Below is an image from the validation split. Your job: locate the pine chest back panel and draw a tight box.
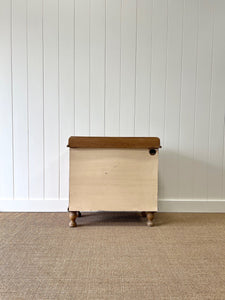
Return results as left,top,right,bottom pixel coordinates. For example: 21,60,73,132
69,148,158,212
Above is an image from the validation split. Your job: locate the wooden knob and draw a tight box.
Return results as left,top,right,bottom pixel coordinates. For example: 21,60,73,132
149,149,156,155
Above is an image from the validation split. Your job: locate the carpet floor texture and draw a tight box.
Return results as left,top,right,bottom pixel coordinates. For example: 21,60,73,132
0,212,225,300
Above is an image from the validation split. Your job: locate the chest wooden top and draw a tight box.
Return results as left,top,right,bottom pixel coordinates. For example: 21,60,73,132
68,136,161,149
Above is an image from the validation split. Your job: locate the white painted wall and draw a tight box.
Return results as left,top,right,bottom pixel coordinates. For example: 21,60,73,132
0,0,225,212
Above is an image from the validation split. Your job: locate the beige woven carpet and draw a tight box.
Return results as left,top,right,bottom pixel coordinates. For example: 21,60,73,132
0,212,225,300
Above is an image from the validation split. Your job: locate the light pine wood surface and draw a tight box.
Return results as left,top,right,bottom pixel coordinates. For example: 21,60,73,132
69,148,158,212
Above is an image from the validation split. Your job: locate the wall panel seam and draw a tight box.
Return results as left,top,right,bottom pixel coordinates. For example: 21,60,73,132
148,0,153,136
10,0,15,200
26,0,30,200
73,0,76,135
133,0,137,136
192,0,200,200
222,116,225,198
103,0,106,136
162,0,169,148
207,4,215,200
42,0,45,200
89,0,91,136
58,0,60,200
178,0,185,199
118,0,122,136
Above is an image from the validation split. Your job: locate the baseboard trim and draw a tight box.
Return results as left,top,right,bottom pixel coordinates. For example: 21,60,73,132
0,199,225,212
158,200,225,212
0,200,68,212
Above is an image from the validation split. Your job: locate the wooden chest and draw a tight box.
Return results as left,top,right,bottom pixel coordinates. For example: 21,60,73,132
68,137,161,227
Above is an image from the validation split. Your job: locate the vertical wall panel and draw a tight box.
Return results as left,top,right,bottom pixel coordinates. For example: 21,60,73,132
0,1,14,200
149,0,168,199
163,0,184,199
150,0,167,139
193,0,214,200
43,0,59,199
12,0,29,199
105,0,121,136
120,0,136,136
75,0,90,136
59,0,74,200
27,0,44,199
90,0,105,136
135,0,152,137
178,0,198,200
208,0,225,200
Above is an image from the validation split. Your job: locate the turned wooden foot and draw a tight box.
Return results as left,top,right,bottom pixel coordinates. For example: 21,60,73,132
69,211,77,227
146,212,154,227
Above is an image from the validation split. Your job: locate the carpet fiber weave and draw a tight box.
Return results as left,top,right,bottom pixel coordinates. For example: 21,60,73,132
0,212,225,299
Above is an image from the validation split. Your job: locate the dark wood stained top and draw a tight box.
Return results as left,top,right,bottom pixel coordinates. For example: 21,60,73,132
68,136,161,149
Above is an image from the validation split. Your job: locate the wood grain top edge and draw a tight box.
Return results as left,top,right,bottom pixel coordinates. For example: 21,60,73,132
67,136,161,149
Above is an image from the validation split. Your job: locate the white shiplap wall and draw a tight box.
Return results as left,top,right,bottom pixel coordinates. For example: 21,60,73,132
0,0,225,212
